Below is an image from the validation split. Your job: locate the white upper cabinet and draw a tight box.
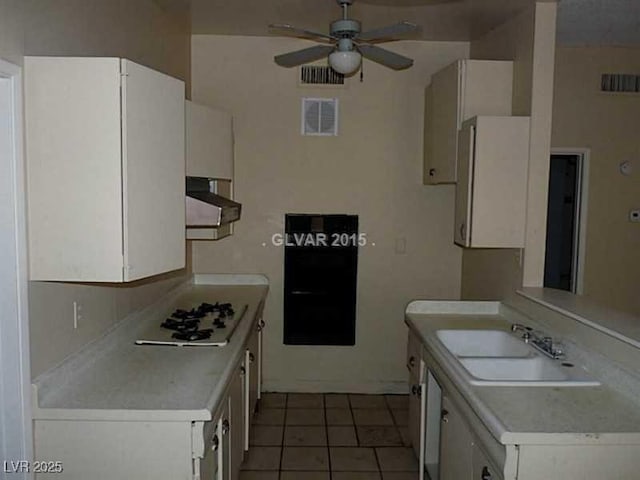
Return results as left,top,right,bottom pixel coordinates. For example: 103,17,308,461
424,60,513,185
455,116,530,248
25,57,185,282
186,100,233,179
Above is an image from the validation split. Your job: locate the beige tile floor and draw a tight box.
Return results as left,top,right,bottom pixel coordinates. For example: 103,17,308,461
242,393,419,480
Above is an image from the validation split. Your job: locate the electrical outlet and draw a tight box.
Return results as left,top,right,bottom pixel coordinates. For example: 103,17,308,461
630,209,640,223
73,301,82,329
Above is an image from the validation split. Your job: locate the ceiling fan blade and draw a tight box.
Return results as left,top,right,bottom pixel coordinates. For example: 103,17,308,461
358,45,414,70
274,45,334,68
269,23,335,43
357,21,420,42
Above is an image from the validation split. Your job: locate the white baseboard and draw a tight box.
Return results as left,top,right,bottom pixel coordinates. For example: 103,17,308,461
263,379,409,394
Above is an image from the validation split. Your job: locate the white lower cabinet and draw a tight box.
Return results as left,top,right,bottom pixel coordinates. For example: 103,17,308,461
407,332,506,480
195,363,244,480
34,318,265,480
439,396,474,480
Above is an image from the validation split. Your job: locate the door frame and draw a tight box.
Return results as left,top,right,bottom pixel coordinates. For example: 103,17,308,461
0,57,33,470
549,148,590,295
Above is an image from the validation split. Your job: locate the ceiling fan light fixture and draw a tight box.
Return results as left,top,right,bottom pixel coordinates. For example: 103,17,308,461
329,50,362,75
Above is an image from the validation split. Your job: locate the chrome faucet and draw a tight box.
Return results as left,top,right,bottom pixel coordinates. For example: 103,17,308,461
511,323,532,341
511,323,565,360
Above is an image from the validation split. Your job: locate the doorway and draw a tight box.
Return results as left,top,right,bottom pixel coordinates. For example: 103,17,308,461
544,150,589,293
0,58,32,471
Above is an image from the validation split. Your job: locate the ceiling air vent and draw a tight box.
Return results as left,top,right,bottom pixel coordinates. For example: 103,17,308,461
300,66,345,85
601,73,640,93
301,98,339,136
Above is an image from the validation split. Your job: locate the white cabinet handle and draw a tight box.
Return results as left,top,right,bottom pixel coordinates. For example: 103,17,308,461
249,352,255,362
460,223,466,241
222,419,230,435
211,434,219,452
411,385,420,396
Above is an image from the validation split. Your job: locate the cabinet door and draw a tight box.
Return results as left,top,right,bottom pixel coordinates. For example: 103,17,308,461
472,443,504,480
423,84,435,184
426,61,460,184
186,100,233,179
467,117,529,248
243,328,260,452
229,365,245,480
121,59,185,281
247,325,260,421
200,421,221,480
424,371,442,480
454,123,475,247
440,396,474,480
455,116,530,248
25,57,125,281
219,402,231,480
407,333,426,479
257,313,265,402
408,364,422,460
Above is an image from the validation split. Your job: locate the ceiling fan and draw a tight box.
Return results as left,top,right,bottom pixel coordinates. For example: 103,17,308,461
269,0,420,76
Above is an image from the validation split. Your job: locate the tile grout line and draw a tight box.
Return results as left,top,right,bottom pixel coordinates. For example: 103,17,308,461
347,394,361,448
387,395,404,442
323,394,333,480
373,446,384,480
278,393,288,478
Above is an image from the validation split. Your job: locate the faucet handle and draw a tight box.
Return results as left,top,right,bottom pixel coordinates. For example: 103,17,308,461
511,323,532,333
550,340,565,359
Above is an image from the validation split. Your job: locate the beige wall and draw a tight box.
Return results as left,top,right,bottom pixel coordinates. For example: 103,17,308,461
191,35,466,392
0,0,191,377
462,2,557,300
22,0,191,94
0,0,23,65
552,47,640,316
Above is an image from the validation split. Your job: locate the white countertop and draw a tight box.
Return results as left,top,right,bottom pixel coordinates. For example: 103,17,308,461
406,301,640,446
32,275,268,422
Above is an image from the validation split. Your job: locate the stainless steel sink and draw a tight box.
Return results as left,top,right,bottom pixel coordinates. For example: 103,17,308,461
435,329,600,387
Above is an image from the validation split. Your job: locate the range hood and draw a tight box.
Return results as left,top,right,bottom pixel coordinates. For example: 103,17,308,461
186,177,241,228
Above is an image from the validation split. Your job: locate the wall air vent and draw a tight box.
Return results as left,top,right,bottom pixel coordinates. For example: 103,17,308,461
301,98,339,136
601,73,640,93
300,66,345,85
